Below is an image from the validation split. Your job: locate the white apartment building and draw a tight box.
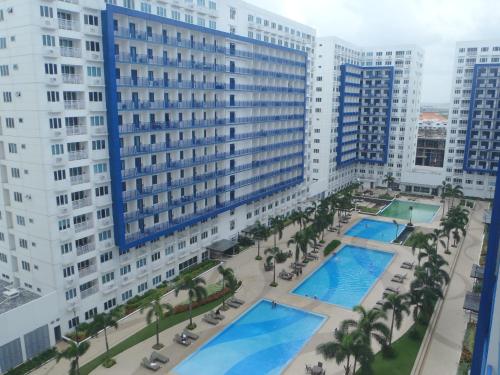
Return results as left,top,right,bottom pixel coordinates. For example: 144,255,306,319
444,40,500,199
308,36,424,199
0,0,314,371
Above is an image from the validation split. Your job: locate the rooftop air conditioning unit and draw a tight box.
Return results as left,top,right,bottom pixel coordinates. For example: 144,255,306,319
3,288,19,298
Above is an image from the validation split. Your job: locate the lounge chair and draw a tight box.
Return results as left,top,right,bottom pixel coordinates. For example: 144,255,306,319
401,262,414,270
209,311,225,320
150,351,169,364
173,334,191,346
375,299,385,307
279,270,293,281
141,357,161,371
394,273,407,280
229,297,245,305
383,287,400,297
183,330,199,340
307,254,319,260
203,314,220,325
226,300,240,308
391,276,405,283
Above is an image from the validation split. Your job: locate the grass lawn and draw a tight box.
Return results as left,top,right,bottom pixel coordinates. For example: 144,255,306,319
79,295,227,375
370,322,427,375
358,206,380,214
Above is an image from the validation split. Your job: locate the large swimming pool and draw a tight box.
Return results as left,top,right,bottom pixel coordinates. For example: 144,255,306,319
292,245,394,308
379,200,439,223
345,218,405,243
173,300,326,375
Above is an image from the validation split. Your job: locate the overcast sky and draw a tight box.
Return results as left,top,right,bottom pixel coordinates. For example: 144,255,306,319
246,0,500,104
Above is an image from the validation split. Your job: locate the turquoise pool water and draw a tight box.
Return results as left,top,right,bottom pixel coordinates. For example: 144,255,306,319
345,218,405,243
292,245,393,308
379,200,439,223
173,300,326,375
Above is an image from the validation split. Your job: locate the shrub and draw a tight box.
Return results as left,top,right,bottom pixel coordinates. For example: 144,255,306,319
323,240,341,256
102,358,116,368
275,252,288,263
6,348,57,375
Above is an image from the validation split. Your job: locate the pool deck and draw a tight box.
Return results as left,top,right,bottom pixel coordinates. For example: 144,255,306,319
32,195,484,375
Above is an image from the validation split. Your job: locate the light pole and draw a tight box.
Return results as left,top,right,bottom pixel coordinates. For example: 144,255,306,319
409,206,413,226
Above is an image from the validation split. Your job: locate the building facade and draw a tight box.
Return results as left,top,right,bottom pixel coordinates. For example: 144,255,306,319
444,41,500,199
0,0,314,371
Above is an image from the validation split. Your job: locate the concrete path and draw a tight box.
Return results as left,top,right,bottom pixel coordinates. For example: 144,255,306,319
417,201,485,375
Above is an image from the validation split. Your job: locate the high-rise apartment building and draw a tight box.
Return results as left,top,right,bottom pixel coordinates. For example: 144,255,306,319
308,37,424,199
0,0,314,371
444,41,500,199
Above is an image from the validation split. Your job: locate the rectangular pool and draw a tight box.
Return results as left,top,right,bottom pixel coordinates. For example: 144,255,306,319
292,245,394,309
345,218,405,243
379,200,439,223
173,300,325,375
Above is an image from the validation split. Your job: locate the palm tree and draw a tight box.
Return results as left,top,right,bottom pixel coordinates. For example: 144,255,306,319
440,181,451,217
448,185,464,209
410,231,430,265
56,341,90,375
175,275,207,329
265,246,281,286
287,230,309,263
382,293,410,346
439,219,454,254
251,221,270,260
290,207,309,230
269,215,286,248
90,310,120,357
317,325,360,375
140,290,173,349
217,265,234,309
382,174,395,194
342,305,389,348
328,195,339,230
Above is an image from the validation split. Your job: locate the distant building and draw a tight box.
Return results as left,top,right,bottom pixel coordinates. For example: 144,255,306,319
415,113,447,168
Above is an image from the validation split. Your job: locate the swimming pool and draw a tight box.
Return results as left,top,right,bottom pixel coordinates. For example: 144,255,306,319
292,245,393,308
345,218,405,243
173,300,326,375
379,200,439,223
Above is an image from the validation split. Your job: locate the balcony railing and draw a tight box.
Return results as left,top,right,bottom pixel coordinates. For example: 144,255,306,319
60,47,82,58
66,125,87,136
78,264,97,278
72,198,91,210
80,285,98,299
70,174,90,185
74,220,93,233
76,243,95,256
68,150,88,161
58,19,80,31
64,100,84,110
62,74,83,84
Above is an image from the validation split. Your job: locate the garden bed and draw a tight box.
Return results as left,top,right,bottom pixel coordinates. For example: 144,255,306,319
323,239,341,256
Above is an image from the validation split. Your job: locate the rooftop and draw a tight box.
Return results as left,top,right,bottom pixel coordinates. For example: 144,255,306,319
0,279,41,315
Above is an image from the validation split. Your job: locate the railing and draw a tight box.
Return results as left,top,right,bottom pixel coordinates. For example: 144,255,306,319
117,99,303,111
72,198,91,210
58,19,80,31
66,125,87,135
68,150,88,161
64,100,84,110
60,47,82,58
70,174,90,185
78,264,97,278
62,74,83,84
80,285,98,299
74,220,93,233
76,243,95,256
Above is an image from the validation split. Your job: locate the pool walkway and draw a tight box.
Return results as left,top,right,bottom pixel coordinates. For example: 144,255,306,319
31,196,484,375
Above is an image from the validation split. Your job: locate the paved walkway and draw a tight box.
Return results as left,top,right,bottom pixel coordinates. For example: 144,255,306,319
31,196,484,375
418,201,485,375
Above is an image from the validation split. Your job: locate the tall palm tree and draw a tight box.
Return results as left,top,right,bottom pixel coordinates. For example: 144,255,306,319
90,310,120,357
328,195,339,230
287,230,309,263
410,231,430,266
317,325,361,375
382,174,395,194
251,221,270,260
175,275,207,329
265,246,281,286
440,181,451,218
342,305,389,348
269,215,286,248
217,265,234,308
140,290,173,349
56,341,90,375
382,293,410,346
448,185,464,209
439,218,454,254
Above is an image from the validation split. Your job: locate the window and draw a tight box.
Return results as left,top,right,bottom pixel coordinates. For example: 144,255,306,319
151,251,161,262
5,117,14,128
95,186,109,197
94,163,107,173
3,92,12,102
85,41,100,52
50,118,62,129
230,7,236,19
209,20,216,29
21,261,30,271
140,2,151,13
61,243,72,254
42,35,56,46
0,253,6,263
122,289,132,301
84,307,97,320
100,251,113,263
65,288,77,300
120,264,131,275
101,271,114,284
53,169,66,181
44,63,57,75
104,298,116,310
184,14,193,24
98,229,112,241
51,144,64,155
47,91,59,102
19,238,28,249
88,91,103,102
136,257,147,268
96,207,110,219
152,275,162,285
13,192,22,202
92,140,105,150
56,194,68,206
0,38,6,49
90,115,104,126
171,10,180,20
40,6,53,18
16,215,25,226
8,143,17,153
63,265,75,278
157,6,167,17
84,14,98,26
0,65,9,76
58,218,71,231
87,66,101,77
138,281,148,293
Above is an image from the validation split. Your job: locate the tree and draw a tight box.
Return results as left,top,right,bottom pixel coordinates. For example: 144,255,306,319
409,231,430,266
317,325,360,375
90,310,120,357
269,215,286,248
56,341,90,375
440,181,451,218
140,290,173,349
448,185,464,209
342,306,389,348
439,218,454,254
287,230,309,263
175,275,207,329
265,246,281,286
382,293,410,346
382,174,395,193
251,221,270,260
217,265,234,309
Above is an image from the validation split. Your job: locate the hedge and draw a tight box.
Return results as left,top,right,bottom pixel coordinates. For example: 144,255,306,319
6,348,57,375
323,239,342,256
